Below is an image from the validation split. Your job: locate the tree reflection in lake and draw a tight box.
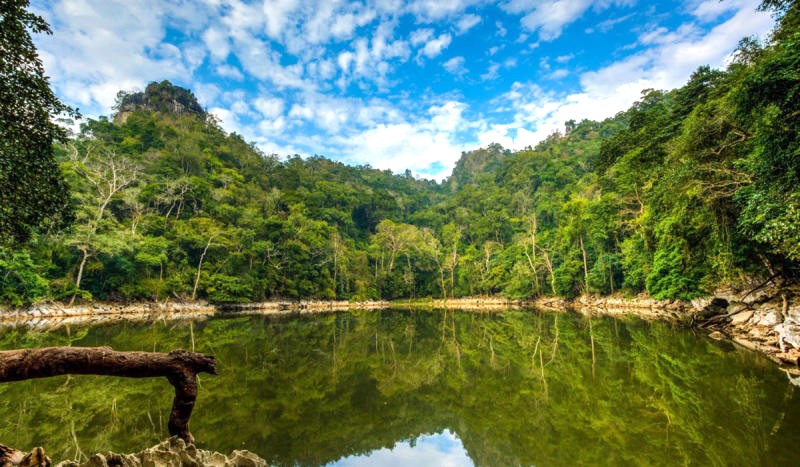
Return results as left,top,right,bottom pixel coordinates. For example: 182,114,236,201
1,310,798,466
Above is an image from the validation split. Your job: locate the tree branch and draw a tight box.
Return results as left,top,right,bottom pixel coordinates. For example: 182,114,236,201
0,347,217,444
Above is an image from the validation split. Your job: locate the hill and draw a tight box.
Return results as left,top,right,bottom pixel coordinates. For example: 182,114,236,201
1,3,799,306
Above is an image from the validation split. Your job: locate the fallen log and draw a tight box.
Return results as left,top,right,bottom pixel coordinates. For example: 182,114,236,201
0,347,217,444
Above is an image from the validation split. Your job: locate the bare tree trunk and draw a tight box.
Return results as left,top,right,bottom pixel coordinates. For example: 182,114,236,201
69,248,90,307
537,246,557,295
192,234,219,301
0,347,216,444
579,234,589,293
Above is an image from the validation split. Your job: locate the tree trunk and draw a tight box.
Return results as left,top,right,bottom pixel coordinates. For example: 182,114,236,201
0,347,217,444
68,248,90,306
192,233,219,301
579,234,589,293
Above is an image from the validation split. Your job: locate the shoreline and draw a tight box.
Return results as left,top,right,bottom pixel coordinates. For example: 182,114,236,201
1,288,798,369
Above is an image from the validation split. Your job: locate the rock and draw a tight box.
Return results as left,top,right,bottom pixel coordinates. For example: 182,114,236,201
708,331,725,340
54,437,267,467
229,451,266,467
691,297,713,312
695,298,729,320
730,310,754,325
776,349,800,366
753,307,783,327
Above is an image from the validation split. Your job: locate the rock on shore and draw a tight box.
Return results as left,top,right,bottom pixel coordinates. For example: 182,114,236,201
562,284,800,368
55,437,267,467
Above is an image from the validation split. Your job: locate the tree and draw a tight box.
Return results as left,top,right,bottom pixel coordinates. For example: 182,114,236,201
0,0,78,244
63,146,139,304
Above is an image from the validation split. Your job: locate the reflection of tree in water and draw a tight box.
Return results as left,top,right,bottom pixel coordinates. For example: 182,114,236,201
1,310,799,466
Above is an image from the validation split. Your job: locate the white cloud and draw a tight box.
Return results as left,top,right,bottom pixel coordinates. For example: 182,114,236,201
254,97,285,118
408,0,480,21
502,0,635,41
338,101,469,180
32,0,777,181
410,28,435,46
689,0,761,22
481,63,500,81
216,64,244,80
456,13,481,34
495,20,508,37
202,27,230,61
443,56,467,75
419,33,452,58
262,0,300,38
545,69,569,80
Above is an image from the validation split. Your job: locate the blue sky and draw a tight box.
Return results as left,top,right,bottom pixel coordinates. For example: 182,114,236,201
32,0,775,179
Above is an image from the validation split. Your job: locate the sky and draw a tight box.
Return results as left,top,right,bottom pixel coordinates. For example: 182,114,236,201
329,429,472,466
31,0,776,180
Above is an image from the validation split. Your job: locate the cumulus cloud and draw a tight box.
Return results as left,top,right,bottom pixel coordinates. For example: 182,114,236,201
337,101,470,180
419,33,452,59
502,0,635,40
456,14,481,34
443,56,467,75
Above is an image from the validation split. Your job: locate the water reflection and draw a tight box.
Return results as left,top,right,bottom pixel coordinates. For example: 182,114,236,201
1,310,799,466
328,429,472,467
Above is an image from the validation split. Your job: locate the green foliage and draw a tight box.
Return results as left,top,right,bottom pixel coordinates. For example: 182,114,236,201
3,2,800,304
0,247,48,305
0,0,78,244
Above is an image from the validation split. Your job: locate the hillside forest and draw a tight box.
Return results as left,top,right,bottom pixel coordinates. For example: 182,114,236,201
1,1,799,307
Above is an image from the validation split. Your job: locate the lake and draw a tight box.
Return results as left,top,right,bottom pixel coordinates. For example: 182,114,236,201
1,309,798,466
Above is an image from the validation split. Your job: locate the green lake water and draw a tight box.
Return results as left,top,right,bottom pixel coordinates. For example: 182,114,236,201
1,309,799,466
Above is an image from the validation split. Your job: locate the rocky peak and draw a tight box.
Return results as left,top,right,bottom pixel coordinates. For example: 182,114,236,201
114,80,205,119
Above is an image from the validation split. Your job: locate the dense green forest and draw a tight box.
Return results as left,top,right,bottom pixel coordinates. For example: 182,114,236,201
1,1,799,306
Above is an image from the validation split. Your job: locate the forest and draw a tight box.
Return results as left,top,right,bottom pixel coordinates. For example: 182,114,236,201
1,0,798,307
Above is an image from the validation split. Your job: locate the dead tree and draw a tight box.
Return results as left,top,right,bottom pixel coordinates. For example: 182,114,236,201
0,347,217,445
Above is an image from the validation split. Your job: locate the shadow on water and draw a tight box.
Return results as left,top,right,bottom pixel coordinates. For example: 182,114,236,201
1,309,799,466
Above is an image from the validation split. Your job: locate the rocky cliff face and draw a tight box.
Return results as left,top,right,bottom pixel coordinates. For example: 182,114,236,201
114,80,205,120
700,284,800,367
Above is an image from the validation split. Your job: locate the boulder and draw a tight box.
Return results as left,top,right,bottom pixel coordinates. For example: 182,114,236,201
730,310,754,325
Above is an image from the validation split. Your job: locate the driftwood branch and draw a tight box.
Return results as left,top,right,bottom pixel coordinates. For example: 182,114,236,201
0,347,217,444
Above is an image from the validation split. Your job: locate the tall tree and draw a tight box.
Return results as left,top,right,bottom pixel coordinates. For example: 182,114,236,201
0,0,78,244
